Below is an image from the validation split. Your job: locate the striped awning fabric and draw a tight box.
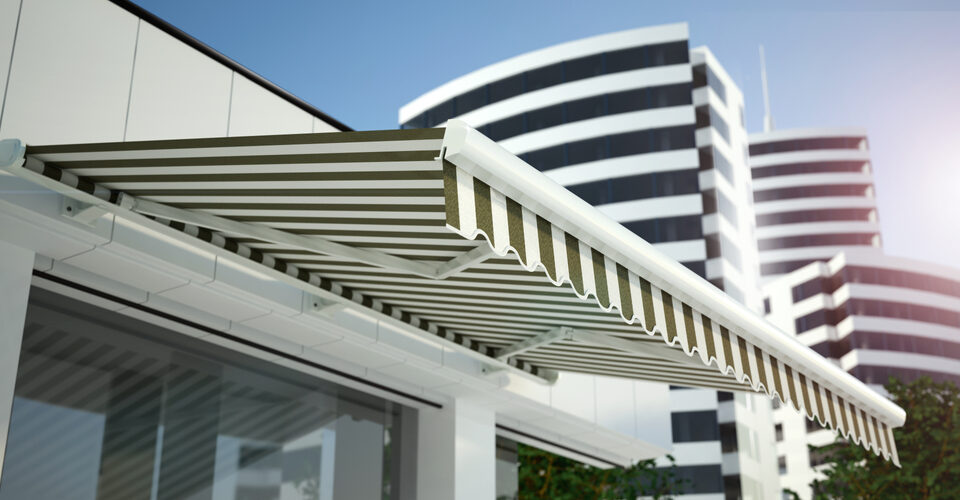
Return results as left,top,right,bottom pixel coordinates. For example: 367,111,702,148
0,123,903,464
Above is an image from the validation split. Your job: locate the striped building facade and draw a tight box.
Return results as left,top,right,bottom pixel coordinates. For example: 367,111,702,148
764,250,960,499
748,128,881,284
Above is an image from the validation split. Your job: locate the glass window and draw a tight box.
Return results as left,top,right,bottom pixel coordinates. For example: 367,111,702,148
487,115,525,141
719,422,738,453
526,104,564,132
672,411,720,442
456,85,488,115
565,136,607,166
524,144,565,171
567,179,612,206
489,74,524,103
683,260,707,278
525,63,564,92
758,233,876,251
717,189,739,228
401,112,427,130
426,99,455,127
756,208,874,226
752,161,868,179
652,82,693,108
495,437,518,500
564,53,604,82
565,94,605,122
656,169,700,197
622,215,703,243
692,64,707,88
761,260,816,276
653,41,690,66
668,465,723,494
609,172,657,202
0,288,414,500
779,456,788,475
609,129,650,157
753,184,871,202
710,107,731,144
607,88,646,115
605,46,645,74
750,137,865,156
706,65,727,103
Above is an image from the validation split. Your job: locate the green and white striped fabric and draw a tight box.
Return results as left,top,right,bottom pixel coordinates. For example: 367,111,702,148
13,127,900,464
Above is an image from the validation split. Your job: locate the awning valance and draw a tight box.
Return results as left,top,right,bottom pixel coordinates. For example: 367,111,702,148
0,121,904,464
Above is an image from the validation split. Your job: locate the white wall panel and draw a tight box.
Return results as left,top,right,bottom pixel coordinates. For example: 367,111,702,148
0,0,21,120
124,23,231,140
228,74,313,136
0,0,138,144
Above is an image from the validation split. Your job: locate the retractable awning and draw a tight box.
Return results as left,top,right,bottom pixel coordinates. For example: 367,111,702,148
0,121,904,464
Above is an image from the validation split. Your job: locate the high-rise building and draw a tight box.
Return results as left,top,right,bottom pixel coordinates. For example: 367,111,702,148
763,250,960,498
748,128,882,283
400,24,778,500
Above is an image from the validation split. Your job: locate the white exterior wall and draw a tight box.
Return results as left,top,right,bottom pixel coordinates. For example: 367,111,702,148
764,250,960,499
0,0,339,146
749,128,880,284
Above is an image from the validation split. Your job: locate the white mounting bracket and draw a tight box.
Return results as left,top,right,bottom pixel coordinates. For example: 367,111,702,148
303,293,346,317
61,197,107,226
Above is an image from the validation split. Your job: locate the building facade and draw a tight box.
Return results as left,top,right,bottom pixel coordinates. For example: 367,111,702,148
748,128,881,283
401,25,779,500
763,250,960,498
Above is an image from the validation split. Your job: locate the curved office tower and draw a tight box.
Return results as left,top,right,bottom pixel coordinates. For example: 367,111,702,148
402,25,776,500
749,128,881,283
401,24,759,308
763,250,960,498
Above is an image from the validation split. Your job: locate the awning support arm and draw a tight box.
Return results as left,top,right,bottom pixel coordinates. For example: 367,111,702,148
496,326,574,361
568,329,702,367
433,244,495,279
118,193,448,280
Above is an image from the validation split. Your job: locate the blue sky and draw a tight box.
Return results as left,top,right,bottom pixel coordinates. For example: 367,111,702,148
133,0,960,268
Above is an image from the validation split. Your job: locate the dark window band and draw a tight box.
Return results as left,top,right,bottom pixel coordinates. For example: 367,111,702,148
621,214,704,244
403,40,690,129
758,233,876,251
749,136,865,156
810,331,960,364
478,82,692,142
795,298,960,334
566,168,699,206
752,161,868,179
521,125,696,172
791,265,960,303
753,184,871,202
757,208,874,227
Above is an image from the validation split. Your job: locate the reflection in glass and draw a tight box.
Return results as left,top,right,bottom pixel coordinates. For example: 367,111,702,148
0,288,414,500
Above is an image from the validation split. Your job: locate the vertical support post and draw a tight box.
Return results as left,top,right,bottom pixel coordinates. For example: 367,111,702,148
0,240,34,482
416,399,496,500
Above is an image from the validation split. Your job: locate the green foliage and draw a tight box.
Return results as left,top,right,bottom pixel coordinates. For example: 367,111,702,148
811,376,960,500
516,443,687,500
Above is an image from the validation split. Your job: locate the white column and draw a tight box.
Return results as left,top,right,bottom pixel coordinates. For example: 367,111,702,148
416,399,496,500
0,240,34,482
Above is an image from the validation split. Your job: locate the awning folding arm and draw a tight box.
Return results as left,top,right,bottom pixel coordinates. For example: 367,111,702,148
496,325,704,368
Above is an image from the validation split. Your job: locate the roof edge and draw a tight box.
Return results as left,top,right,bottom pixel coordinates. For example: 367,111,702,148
110,0,352,132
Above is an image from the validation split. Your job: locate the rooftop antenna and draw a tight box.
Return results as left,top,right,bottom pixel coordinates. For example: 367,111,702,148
759,44,774,132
